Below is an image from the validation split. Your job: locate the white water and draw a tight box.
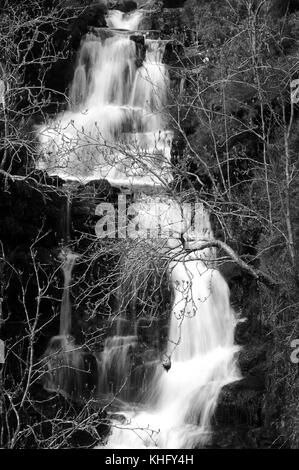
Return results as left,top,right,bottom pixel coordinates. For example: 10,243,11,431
106,10,143,30
101,216,240,449
37,9,172,188
37,8,241,448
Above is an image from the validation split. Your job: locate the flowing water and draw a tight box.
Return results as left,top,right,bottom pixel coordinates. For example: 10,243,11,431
37,9,172,188
37,8,241,447
59,249,79,336
100,219,240,449
42,248,86,398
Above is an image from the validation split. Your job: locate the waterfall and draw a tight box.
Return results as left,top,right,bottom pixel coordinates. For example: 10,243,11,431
106,10,143,31
42,199,87,399
37,9,172,189
37,7,241,447
59,248,79,337
100,212,240,449
42,247,85,399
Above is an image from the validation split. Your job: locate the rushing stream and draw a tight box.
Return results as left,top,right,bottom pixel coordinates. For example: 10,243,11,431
38,7,241,449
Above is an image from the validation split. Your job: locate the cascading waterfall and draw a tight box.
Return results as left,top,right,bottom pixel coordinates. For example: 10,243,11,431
37,8,241,447
98,276,139,401
42,197,86,399
100,206,240,449
37,9,172,188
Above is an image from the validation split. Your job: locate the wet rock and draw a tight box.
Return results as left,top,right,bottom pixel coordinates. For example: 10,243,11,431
162,353,171,372
137,316,160,343
70,3,108,49
71,179,118,237
130,34,146,66
112,318,133,336
132,359,159,396
220,261,243,287
41,3,108,104
209,425,266,449
109,413,127,423
84,179,114,202
87,27,116,42
213,340,267,439
108,1,138,13
214,383,264,428
142,348,158,362
159,324,170,344
238,343,267,375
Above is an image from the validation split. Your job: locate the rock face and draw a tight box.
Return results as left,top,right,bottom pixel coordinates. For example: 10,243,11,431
212,337,268,447
108,1,138,12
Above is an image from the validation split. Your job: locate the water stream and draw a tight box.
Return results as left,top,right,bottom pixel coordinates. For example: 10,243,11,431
38,7,241,448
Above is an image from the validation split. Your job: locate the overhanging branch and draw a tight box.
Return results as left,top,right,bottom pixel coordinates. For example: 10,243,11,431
188,239,279,289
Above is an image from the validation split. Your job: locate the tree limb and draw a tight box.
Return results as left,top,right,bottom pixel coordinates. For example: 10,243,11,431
188,238,279,289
